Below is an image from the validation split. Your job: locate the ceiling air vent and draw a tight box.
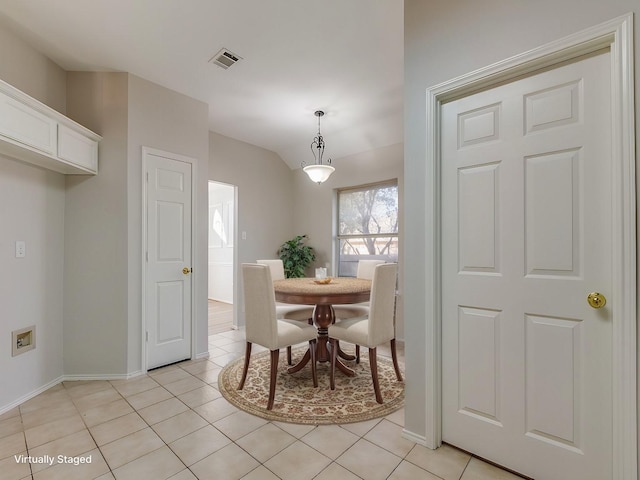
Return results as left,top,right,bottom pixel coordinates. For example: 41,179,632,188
209,48,242,69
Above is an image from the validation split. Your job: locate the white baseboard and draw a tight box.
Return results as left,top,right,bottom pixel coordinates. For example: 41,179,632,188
195,351,210,360
402,428,430,447
0,376,64,416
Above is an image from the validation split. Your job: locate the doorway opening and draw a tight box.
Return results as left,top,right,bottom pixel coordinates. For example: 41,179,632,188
208,181,237,335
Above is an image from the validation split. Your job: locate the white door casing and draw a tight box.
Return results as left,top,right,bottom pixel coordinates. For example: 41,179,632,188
414,13,636,480
442,51,611,479
143,148,195,370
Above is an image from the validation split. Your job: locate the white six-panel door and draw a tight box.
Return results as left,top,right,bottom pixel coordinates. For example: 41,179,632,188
441,52,612,479
145,150,193,370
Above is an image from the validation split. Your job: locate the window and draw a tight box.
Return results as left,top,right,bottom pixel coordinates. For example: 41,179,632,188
336,180,399,277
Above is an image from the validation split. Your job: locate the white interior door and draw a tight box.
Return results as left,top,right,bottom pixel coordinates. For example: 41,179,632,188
145,150,193,369
441,51,612,479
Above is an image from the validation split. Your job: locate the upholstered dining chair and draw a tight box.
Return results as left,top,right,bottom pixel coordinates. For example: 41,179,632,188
328,263,402,404
257,259,315,365
239,263,318,410
333,259,386,362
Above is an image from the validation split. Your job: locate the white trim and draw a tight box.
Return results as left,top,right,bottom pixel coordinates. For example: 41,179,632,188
141,146,198,372
423,13,636,479
0,376,64,416
195,351,210,360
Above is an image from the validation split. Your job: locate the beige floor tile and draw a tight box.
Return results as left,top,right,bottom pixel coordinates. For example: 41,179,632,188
111,445,184,480
29,429,96,473
0,450,31,480
339,417,382,437
99,427,164,470
89,412,148,447
179,360,219,376
213,411,268,441
72,387,123,413
193,397,237,424
81,399,134,428
32,448,109,480
137,398,188,425
314,462,363,480
336,438,403,480
192,369,223,384
151,368,192,386
264,441,332,480
147,364,181,377
389,460,442,479
168,469,198,480
25,413,86,448
0,407,20,422
301,424,360,460
95,472,116,480
405,444,471,480
240,465,281,480
177,385,221,408
271,421,317,438
0,431,26,461
18,387,69,416
125,386,174,410
64,380,113,399
168,425,231,466
21,401,79,429
385,407,405,427
460,457,524,480
190,443,260,480
151,410,208,443
110,376,160,398
209,336,238,347
0,416,25,440
364,419,415,457
210,352,241,367
236,423,297,463
163,376,207,396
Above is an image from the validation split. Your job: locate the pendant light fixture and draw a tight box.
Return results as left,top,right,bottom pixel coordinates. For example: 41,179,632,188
302,110,335,184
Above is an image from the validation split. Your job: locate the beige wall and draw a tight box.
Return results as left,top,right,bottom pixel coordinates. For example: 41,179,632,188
209,131,294,325
64,72,130,375
127,74,210,368
0,26,68,409
404,0,640,443
292,142,404,338
0,24,66,113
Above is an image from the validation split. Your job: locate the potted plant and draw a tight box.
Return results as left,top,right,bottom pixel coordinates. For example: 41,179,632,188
277,235,316,278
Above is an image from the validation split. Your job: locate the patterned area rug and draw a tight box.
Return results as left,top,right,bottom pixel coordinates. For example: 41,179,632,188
218,346,404,424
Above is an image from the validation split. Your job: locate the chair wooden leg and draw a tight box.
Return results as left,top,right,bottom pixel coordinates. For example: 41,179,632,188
390,338,403,381
309,339,318,387
267,349,279,410
329,338,337,390
356,345,360,364
287,346,292,365
238,342,252,390
369,347,383,404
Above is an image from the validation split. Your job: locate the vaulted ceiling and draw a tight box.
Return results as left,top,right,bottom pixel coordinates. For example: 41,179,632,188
0,0,403,169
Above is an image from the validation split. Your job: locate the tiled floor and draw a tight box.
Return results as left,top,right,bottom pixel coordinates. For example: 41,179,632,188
0,329,522,480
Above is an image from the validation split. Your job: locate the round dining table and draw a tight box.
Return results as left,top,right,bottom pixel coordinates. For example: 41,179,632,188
273,277,371,376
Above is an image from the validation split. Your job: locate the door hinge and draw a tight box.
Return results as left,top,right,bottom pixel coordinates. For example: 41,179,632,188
145,331,149,342
146,251,148,262
146,172,149,182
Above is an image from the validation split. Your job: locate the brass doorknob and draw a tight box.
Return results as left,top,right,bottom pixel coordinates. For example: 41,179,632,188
587,292,606,309
182,267,191,275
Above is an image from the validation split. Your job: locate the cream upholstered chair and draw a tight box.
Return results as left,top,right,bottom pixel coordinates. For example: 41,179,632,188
333,259,386,362
257,259,314,365
239,263,317,410
328,263,402,403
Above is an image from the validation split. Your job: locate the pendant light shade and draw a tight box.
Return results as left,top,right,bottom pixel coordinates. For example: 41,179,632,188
302,110,334,184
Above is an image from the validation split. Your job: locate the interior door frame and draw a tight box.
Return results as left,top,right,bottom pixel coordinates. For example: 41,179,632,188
141,146,198,371
420,13,636,479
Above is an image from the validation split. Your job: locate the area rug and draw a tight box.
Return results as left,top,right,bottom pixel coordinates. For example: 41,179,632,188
218,346,404,424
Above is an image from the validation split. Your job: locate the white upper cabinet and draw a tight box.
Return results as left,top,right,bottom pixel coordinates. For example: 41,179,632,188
0,79,101,174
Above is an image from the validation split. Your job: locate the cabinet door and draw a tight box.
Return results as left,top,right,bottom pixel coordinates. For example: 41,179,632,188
58,124,98,173
0,91,57,155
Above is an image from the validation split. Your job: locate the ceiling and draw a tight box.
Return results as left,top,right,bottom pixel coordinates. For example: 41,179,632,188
0,0,403,170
